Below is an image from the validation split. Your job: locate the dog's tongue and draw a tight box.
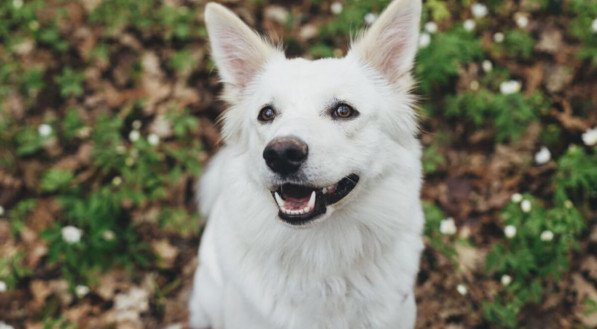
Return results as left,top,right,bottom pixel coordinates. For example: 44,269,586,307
281,184,314,210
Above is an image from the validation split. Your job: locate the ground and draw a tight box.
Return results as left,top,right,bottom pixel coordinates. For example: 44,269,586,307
0,0,596,328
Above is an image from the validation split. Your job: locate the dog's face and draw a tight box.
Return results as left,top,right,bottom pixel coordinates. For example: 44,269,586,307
205,0,421,226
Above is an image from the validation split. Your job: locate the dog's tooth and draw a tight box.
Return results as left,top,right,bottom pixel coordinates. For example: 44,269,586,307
307,191,316,210
274,192,285,209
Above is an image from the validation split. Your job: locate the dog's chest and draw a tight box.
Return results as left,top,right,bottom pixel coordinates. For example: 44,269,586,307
238,249,411,328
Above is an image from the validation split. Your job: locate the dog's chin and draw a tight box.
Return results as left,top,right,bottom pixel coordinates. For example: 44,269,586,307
269,174,360,226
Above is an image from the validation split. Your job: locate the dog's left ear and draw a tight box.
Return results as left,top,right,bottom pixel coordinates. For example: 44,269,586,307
349,0,422,83
204,3,283,89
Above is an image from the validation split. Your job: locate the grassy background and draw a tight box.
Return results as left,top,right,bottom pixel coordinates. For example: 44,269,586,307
0,0,596,328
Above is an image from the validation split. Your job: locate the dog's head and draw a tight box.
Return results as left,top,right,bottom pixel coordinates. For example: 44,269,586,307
205,0,422,226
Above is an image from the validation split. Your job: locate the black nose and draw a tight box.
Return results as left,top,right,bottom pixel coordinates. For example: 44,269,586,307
263,136,309,176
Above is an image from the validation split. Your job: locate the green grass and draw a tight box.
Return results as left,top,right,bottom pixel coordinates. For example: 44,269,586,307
0,0,594,327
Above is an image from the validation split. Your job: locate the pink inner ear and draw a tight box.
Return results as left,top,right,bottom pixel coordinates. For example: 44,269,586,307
374,14,418,80
210,24,277,88
351,3,420,83
206,3,285,89
215,30,260,86
377,28,409,74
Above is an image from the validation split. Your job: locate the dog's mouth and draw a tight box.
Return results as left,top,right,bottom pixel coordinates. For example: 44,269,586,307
271,174,359,226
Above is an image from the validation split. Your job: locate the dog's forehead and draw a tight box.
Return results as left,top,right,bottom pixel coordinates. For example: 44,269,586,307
255,57,368,101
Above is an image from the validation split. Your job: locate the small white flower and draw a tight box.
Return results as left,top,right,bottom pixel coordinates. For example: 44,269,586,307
148,133,160,146
0,205,4,216
564,200,573,209
418,32,431,48
61,225,83,244
500,80,521,94
439,217,457,235
500,274,512,286
592,18,597,33
125,157,135,167
112,176,123,186
471,3,488,18
424,21,438,34
456,284,468,295
102,230,116,241
470,80,480,91
364,13,377,25
0,322,14,329
482,60,493,73
75,285,90,298
493,32,505,43
463,19,476,31
129,130,140,142
521,199,532,213
540,230,554,242
504,225,517,239
515,13,529,28
132,120,142,130
511,193,523,203
13,0,23,9
534,146,551,165
0,280,7,292
331,2,343,15
582,127,597,146
38,123,52,137
115,144,127,154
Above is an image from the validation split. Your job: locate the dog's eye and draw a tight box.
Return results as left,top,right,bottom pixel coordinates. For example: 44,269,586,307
331,103,358,120
258,106,277,123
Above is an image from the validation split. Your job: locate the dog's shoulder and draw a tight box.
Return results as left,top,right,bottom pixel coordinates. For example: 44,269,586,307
198,146,235,217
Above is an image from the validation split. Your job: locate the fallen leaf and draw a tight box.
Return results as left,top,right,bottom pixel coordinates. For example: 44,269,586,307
456,244,486,275
152,239,179,269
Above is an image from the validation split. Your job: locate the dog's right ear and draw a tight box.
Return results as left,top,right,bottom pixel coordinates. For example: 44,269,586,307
204,3,282,89
348,0,422,84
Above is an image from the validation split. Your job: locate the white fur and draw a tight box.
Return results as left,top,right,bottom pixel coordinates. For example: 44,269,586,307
190,1,424,328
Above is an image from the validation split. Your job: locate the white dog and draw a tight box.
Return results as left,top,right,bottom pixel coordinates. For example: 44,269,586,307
189,1,424,328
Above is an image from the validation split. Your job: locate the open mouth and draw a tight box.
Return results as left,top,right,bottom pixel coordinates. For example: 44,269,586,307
271,174,359,226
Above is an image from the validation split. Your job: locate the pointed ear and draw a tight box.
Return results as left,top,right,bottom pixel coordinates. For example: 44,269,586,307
204,3,282,88
349,0,422,83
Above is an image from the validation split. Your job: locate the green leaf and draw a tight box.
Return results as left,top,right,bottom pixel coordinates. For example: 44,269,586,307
41,169,75,192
